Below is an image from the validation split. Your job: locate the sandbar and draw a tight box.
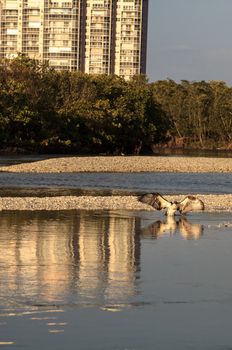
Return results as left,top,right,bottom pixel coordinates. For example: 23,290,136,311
0,194,231,212
0,156,231,212
0,156,232,173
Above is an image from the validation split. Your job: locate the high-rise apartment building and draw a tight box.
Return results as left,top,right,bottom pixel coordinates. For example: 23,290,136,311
0,0,148,79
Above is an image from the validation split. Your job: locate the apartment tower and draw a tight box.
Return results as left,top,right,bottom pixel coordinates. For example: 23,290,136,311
0,0,148,79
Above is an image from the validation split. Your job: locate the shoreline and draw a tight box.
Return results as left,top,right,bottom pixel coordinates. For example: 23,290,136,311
0,156,231,212
0,194,232,212
0,156,232,173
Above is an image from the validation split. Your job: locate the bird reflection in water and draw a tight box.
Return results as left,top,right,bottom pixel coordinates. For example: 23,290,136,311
142,216,204,240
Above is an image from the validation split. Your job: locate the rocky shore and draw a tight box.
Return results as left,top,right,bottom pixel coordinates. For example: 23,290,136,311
0,194,231,212
0,156,231,212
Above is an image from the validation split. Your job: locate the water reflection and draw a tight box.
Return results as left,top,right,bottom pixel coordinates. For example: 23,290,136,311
76,212,141,305
142,216,204,240
2,211,232,350
0,211,203,312
0,211,141,309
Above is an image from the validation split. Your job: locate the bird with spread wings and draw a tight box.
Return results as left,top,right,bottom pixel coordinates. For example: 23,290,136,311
139,193,204,216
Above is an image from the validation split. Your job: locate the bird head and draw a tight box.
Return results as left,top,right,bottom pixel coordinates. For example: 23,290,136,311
174,201,181,212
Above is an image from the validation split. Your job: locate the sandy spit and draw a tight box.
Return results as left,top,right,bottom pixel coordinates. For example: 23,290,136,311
0,195,232,212
0,156,231,212
1,156,232,173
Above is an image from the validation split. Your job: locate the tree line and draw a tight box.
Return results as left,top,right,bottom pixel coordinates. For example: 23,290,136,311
152,79,232,149
0,56,231,154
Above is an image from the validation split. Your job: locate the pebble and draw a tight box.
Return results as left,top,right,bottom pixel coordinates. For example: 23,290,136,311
0,156,232,173
0,156,231,211
0,194,232,211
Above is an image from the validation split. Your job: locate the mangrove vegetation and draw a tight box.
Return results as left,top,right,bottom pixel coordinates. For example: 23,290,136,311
0,56,231,154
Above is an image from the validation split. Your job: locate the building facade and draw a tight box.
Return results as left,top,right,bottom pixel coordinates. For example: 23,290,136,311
0,0,148,79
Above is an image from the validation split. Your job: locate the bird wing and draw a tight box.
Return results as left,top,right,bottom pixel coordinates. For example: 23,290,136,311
179,217,204,239
177,196,205,214
141,221,162,238
139,193,172,210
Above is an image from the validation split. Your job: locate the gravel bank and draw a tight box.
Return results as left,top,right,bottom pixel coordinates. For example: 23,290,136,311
1,156,232,173
0,194,232,212
0,156,231,212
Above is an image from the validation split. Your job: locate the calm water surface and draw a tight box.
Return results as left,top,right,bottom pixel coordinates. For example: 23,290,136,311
0,172,231,196
0,210,232,349
1,155,232,348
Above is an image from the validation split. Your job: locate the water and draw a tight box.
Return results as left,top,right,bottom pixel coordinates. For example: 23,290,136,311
0,155,231,348
0,172,231,196
152,147,232,158
0,210,232,349
0,154,60,166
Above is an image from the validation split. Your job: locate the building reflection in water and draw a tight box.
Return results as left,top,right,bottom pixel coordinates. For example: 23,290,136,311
77,212,140,305
0,211,203,309
0,211,141,308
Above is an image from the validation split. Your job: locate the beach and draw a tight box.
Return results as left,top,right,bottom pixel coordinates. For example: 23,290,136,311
0,156,231,211
0,194,231,212
0,156,232,173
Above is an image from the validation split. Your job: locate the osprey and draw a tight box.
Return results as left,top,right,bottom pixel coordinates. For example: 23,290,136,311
139,193,204,216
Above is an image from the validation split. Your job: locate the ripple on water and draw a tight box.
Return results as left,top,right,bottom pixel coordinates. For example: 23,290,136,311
0,210,232,349
0,172,231,196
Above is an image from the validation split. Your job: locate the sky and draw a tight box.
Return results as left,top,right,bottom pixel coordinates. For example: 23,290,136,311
147,0,232,84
